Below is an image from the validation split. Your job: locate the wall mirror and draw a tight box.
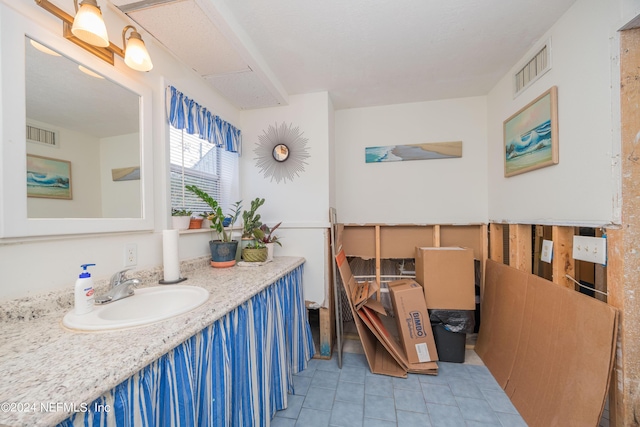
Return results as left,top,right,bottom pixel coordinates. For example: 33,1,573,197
0,7,154,238
25,37,141,219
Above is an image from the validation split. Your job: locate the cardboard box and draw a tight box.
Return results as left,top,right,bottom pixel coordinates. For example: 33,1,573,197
335,249,438,377
414,246,475,310
387,279,438,364
476,260,618,427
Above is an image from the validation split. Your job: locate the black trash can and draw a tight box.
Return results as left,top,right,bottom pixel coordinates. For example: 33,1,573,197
429,309,475,364
432,324,466,363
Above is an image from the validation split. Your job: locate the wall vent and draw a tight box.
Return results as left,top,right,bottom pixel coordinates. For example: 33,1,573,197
514,39,551,96
26,123,58,148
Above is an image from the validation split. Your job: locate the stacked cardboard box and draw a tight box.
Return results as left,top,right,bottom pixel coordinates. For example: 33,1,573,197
415,247,476,363
336,249,438,378
414,246,475,310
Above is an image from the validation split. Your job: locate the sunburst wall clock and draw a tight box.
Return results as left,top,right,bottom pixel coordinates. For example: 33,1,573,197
254,122,310,183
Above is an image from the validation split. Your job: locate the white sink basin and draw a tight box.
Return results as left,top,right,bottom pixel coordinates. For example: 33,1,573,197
62,285,209,331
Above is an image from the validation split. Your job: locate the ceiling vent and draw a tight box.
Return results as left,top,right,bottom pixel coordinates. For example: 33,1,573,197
514,39,551,96
26,123,58,148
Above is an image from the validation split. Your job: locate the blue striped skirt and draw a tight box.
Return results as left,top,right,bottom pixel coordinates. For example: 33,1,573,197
59,265,314,427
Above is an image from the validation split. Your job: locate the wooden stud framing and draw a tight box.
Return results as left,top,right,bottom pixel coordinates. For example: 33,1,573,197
607,27,640,427
317,307,332,359
375,225,381,299
481,224,489,298
317,230,335,359
551,226,575,289
509,224,532,272
489,223,505,263
594,229,607,303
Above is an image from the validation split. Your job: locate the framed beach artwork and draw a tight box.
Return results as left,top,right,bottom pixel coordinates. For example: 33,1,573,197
365,141,462,163
504,86,558,177
26,154,72,199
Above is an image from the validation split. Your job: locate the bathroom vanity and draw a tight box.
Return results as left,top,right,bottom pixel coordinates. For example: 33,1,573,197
0,256,314,427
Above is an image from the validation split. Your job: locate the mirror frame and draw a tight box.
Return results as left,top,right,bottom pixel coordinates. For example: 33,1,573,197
0,7,154,238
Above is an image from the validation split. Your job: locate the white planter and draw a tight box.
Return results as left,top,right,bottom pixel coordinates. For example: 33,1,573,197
265,243,275,261
171,216,190,230
201,218,212,229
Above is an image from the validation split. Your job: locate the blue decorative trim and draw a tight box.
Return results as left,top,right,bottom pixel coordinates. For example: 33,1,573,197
59,266,314,426
166,86,242,153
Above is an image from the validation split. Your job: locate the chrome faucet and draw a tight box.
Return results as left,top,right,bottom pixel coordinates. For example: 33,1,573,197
95,268,141,304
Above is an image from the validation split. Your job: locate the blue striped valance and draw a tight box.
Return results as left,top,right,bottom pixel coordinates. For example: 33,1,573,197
166,85,241,153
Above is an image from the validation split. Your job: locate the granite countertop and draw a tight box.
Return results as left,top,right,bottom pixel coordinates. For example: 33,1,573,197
0,256,305,427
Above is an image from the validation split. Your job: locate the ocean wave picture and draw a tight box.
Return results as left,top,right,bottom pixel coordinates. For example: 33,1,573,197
365,141,462,163
26,154,72,199
504,87,559,177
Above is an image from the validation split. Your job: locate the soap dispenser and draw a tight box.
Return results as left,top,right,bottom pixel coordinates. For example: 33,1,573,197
75,264,96,315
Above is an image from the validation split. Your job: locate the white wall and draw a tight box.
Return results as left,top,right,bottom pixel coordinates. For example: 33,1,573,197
239,92,331,306
487,0,640,226
26,125,102,218
335,97,488,224
100,133,141,218
0,0,239,300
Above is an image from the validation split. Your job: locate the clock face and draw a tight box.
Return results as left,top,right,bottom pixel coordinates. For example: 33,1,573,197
273,144,289,162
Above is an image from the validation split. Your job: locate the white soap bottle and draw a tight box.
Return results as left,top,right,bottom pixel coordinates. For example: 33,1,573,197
75,263,96,315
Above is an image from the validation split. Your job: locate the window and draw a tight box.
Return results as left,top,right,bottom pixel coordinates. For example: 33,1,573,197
169,125,238,216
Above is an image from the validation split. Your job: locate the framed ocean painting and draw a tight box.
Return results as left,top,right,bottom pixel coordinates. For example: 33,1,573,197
365,141,462,163
504,86,558,177
26,154,72,199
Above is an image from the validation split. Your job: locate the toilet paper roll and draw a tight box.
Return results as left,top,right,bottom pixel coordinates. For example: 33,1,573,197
162,229,180,282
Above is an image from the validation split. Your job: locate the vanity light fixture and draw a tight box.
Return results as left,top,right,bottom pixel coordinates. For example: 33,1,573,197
35,0,153,72
122,25,153,72
71,0,109,48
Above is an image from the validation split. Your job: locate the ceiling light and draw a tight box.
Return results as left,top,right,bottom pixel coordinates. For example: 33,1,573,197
78,65,104,79
122,26,153,72
71,0,109,48
30,39,62,56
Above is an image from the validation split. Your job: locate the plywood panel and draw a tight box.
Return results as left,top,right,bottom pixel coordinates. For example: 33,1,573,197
479,261,617,427
379,226,434,258
475,260,528,387
342,226,376,258
440,225,483,259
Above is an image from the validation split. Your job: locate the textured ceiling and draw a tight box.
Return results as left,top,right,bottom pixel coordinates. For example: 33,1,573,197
114,0,578,110
26,38,139,139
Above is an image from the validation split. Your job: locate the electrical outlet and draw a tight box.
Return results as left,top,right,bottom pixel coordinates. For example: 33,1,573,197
572,236,607,265
541,239,553,263
125,243,137,267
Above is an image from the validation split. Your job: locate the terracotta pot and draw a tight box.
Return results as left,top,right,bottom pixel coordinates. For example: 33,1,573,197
189,218,203,229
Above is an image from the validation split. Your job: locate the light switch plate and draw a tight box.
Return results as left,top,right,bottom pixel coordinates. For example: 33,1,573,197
541,239,553,263
572,236,607,265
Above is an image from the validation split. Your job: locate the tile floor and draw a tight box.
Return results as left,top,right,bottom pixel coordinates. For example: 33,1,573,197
272,348,528,427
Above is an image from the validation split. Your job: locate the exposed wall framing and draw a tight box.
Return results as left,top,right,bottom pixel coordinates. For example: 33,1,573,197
608,26,640,427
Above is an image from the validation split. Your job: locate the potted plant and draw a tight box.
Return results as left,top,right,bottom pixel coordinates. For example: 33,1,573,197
185,185,242,268
240,197,265,257
242,240,268,263
258,222,282,261
171,208,192,230
199,211,213,228
189,216,204,229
